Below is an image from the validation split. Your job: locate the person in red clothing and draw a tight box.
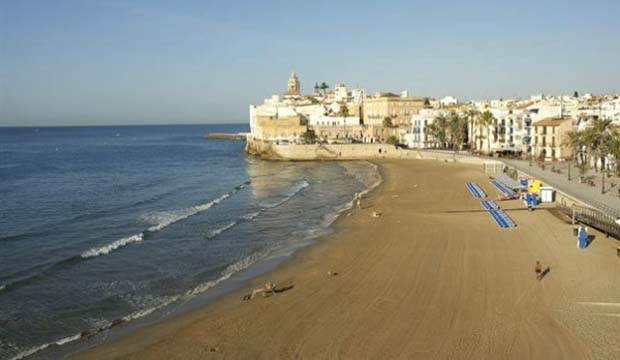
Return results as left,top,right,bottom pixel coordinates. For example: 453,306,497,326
535,261,542,281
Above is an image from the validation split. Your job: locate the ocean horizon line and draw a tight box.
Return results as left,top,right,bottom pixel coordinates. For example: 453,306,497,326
0,122,248,129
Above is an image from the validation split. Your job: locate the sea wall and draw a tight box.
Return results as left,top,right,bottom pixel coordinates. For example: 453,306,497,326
245,138,486,165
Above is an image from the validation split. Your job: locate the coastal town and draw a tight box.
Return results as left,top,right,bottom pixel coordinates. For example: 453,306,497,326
248,72,620,172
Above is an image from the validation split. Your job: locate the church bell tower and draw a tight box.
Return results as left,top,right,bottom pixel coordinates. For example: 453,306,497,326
284,72,300,96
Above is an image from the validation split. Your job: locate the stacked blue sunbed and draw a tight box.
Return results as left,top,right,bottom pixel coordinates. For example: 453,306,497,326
490,180,516,197
466,182,486,198
488,209,516,228
479,199,516,228
480,199,500,210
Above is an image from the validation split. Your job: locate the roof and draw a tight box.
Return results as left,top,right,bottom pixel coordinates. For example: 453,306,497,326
532,117,573,126
511,100,537,110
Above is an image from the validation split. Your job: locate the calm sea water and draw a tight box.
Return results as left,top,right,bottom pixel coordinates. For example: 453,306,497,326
0,124,379,359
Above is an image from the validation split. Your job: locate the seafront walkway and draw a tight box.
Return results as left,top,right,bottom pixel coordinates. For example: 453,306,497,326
499,159,620,218
417,149,620,218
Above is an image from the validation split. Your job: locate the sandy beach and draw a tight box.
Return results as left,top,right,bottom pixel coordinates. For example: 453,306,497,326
76,159,620,359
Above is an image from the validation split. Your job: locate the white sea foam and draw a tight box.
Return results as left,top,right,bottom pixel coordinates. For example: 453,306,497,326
146,193,231,232
118,251,263,322
81,234,144,258
7,333,83,360
55,333,82,346
206,221,237,239
8,343,51,360
242,211,261,220
185,250,266,298
122,295,180,322
263,180,310,209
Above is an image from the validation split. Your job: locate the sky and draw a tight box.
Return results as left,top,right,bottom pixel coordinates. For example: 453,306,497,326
1,0,619,126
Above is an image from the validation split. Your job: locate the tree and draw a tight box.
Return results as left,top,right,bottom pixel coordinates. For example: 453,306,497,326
563,130,588,181
387,135,399,145
338,103,350,118
383,117,393,127
319,82,330,96
448,113,468,153
314,82,320,94
563,130,585,164
478,111,495,155
465,109,480,150
431,114,449,149
605,127,620,176
584,117,612,172
302,130,317,144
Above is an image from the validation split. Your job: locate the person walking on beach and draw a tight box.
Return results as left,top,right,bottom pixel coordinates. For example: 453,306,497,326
535,261,542,281
356,192,362,209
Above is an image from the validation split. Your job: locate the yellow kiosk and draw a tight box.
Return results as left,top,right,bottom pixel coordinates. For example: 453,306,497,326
528,179,541,193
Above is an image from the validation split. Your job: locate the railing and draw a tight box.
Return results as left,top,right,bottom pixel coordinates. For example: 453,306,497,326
558,201,620,239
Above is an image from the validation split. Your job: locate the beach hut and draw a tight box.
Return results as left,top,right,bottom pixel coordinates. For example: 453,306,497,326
528,179,541,193
539,187,556,203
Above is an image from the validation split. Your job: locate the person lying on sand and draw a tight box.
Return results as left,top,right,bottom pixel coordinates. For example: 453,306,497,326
243,282,277,300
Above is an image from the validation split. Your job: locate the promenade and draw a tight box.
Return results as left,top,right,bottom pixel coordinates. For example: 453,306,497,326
500,158,620,218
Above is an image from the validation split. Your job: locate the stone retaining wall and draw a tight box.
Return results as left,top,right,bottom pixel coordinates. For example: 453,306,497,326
245,139,486,165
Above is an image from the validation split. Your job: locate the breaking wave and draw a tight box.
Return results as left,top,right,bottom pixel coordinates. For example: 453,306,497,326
8,333,82,360
261,180,310,209
81,234,144,258
10,249,269,360
6,165,384,360
205,221,237,239
1,182,251,296
145,193,231,232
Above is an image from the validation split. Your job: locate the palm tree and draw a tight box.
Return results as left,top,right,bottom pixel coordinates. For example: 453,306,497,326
448,113,467,153
319,82,330,97
605,126,620,176
590,117,613,172
478,111,495,155
563,130,587,181
432,114,449,149
339,103,350,140
465,109,479,150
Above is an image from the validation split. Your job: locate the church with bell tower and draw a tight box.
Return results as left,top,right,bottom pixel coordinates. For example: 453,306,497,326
284,72,300,97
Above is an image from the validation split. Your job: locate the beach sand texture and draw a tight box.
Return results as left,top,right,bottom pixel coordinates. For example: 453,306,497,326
78,160,620,359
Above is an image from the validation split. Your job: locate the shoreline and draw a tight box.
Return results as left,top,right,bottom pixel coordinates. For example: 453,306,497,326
20,161,382,360
74,159,620,358
64,163,387,359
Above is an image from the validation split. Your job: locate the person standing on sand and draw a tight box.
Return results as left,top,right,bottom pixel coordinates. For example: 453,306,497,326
535,261,542,281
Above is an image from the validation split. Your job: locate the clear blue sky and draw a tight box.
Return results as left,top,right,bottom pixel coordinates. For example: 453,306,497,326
1,0,619,126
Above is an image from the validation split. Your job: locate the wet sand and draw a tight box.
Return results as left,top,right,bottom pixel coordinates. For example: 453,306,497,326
77,160,620,359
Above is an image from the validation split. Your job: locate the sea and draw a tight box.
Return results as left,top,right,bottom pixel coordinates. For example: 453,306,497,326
0,124,380,359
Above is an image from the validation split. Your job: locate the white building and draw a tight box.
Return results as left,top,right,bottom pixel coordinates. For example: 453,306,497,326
402,109,450,149
440,96,458,107
334,83,348,102
469,105,531,155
